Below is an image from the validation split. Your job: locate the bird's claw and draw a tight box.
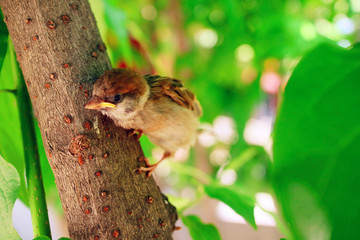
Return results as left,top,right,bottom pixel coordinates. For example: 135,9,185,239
128,129,143,141
134,165,157,178
134,152,170,178
134,156,158,177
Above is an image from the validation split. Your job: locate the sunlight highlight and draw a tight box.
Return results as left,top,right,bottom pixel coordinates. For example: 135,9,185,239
337,39,351,48
213,116,237,144
301,23,317,40
243,116,272,147
195,28,218,48
141,5,157,21
210,147,230,166
219,169,237,185
235,44,255,62
334,15,355,35
351,0,360,12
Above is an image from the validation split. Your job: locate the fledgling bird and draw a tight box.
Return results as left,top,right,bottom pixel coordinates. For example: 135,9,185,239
85,68,202,176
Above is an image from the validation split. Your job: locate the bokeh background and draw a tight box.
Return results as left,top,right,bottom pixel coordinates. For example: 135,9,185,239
4,0,360,239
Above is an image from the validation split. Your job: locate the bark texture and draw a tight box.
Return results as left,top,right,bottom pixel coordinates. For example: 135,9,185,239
0,0,177,239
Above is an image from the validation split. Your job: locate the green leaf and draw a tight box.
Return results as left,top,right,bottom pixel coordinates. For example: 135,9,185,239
0,43,28,204
33,236,51,240
273,43,360,240
226,146,267,171
166,195,192,213
0,154,21,240
0,7,9,71
103,0,133,65
204,184,256,229
57,238,71,240
181,215,221,240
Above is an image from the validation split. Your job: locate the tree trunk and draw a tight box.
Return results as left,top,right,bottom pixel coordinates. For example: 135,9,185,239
0,0,177,239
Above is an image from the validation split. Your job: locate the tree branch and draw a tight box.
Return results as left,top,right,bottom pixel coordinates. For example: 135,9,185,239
0,0,177,239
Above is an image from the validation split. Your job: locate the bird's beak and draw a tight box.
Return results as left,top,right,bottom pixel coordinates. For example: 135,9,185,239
85,95,116,110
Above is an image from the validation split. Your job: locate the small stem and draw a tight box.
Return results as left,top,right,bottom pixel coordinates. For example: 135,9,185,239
170,162,213,185
10,44,51,238
177,185,206,214
225,147,258,171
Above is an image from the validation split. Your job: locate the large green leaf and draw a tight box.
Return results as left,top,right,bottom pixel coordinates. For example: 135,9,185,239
0,154,21,240
181,215,221,240
204,184,256,229
0,7,9,71
273,43,360,240
0,43,28,204
103,0,133,65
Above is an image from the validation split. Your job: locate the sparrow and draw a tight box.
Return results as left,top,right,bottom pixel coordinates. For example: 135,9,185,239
85,68,202,176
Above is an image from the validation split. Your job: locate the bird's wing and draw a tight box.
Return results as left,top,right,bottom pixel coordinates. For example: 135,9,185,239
144,74,202,117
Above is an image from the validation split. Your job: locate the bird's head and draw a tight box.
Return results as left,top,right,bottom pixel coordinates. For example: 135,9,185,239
85,68,150,119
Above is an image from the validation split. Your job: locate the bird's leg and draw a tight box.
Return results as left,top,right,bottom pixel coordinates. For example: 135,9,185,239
136,151,171,177
128,129,143,140
138,156,151,166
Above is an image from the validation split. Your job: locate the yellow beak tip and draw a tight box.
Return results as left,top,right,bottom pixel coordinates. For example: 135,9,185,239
85,102,116,110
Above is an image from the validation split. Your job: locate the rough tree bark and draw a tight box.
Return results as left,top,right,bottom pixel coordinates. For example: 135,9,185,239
0,0,177,239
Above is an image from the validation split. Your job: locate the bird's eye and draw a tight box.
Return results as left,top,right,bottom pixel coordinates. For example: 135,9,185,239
113,94,122,102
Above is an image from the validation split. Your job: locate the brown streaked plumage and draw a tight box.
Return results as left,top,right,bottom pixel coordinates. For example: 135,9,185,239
144,74,202,116
85,68,202,176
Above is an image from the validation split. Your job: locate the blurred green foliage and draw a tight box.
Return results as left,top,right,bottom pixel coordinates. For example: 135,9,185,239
204,184,256,228
181,215,221,240
0,17,29,205
1,0,360,239
273,43,360,240
0,155,20,240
